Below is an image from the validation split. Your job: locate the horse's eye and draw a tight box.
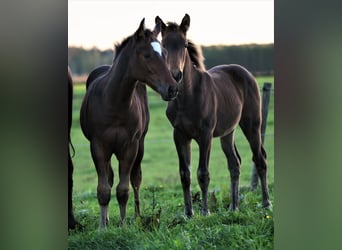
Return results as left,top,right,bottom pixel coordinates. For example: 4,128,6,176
143,54,151,59
184,41,188,48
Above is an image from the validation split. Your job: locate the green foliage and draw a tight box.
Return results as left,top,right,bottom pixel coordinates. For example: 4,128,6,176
202,44,274,75
69,76,274,249
68,44,274,76
68,47,113,75
68,185,274,249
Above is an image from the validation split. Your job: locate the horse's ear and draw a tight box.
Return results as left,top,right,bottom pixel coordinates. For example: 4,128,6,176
135,18,146,39
180,13,190,34
154,16,166,36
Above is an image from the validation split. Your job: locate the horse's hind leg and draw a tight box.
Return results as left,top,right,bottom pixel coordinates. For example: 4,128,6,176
250,165,259,191
220,132,241,211
90,142,112,229
130,140,144,218
240,119,272,208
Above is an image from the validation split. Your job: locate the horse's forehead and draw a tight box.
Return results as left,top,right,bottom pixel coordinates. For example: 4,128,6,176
163,33,185,48
164,27,185,38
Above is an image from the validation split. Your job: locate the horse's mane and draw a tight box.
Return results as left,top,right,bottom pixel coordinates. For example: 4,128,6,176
113,29,154,63
166,22,206,71
113,36,131,62
187,40,206,71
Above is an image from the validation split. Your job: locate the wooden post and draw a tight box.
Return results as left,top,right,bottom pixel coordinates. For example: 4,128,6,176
250,82,272,190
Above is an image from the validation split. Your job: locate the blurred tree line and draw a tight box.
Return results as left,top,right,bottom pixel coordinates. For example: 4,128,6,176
202,44,273,75
68,43,273,76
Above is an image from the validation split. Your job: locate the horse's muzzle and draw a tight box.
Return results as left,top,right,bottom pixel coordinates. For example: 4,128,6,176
168,84,178,100
159,84,178,101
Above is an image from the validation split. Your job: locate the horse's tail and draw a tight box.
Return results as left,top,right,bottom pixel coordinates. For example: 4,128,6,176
86,65,111,90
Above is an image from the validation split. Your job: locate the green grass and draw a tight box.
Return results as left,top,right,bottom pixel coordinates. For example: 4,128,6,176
69,76,274,249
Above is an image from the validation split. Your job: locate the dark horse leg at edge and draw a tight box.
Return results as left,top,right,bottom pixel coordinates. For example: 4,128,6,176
68,66,82,230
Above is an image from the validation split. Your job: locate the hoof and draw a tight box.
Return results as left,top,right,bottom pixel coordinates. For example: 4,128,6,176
98,217,109,230
263,200,273,211
228,204,239,212
184,209,194,219
118,218,126,228
98,224,107,230
68,221,84,232
201,209,210,216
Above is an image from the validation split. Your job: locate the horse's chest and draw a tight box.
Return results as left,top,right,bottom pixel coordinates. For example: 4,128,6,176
170,111,199,137
103,106,146,143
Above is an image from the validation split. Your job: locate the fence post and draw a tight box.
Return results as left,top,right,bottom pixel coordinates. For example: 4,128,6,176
250,82,272,190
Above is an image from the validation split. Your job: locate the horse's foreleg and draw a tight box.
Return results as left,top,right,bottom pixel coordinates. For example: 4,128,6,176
91,142,112,229
130,140,144,218
174,129,193,217
220,132,241,211
117,143,138,226
197,131,212,216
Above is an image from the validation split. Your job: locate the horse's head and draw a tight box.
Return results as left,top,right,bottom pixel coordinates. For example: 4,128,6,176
154,14,191,84
129,18,178,101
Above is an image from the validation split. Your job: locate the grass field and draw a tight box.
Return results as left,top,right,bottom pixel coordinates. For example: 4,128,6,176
68,76,274,249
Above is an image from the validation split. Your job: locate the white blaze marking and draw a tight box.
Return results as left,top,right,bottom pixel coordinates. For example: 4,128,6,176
151,41,162,56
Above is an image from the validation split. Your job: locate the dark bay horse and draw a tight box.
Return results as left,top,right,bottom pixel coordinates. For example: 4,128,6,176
68,66,81,230
80,19,178,228
155,14,272,217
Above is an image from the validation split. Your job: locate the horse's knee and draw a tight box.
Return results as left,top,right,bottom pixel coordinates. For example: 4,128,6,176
97,184,111,205
180,169,191,186
197,169,210,186
116,185,130,205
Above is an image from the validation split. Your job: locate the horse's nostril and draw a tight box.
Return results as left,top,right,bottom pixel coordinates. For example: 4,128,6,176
172,71,183,82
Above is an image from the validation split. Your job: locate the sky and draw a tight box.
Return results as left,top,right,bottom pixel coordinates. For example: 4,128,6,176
68,0,274,50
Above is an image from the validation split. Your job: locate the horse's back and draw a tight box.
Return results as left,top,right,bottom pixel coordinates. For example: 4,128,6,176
86,65,111,89
206,64,261,135
209,64,260,101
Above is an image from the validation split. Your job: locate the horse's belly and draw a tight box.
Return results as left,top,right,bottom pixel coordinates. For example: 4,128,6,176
213,108,241,137
213,123,236,137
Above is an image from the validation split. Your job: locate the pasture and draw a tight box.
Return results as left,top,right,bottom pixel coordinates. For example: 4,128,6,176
68,76,274,249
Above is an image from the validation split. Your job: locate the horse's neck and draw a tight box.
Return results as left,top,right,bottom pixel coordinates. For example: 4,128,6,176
104,52,137,108
179,53,201,97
